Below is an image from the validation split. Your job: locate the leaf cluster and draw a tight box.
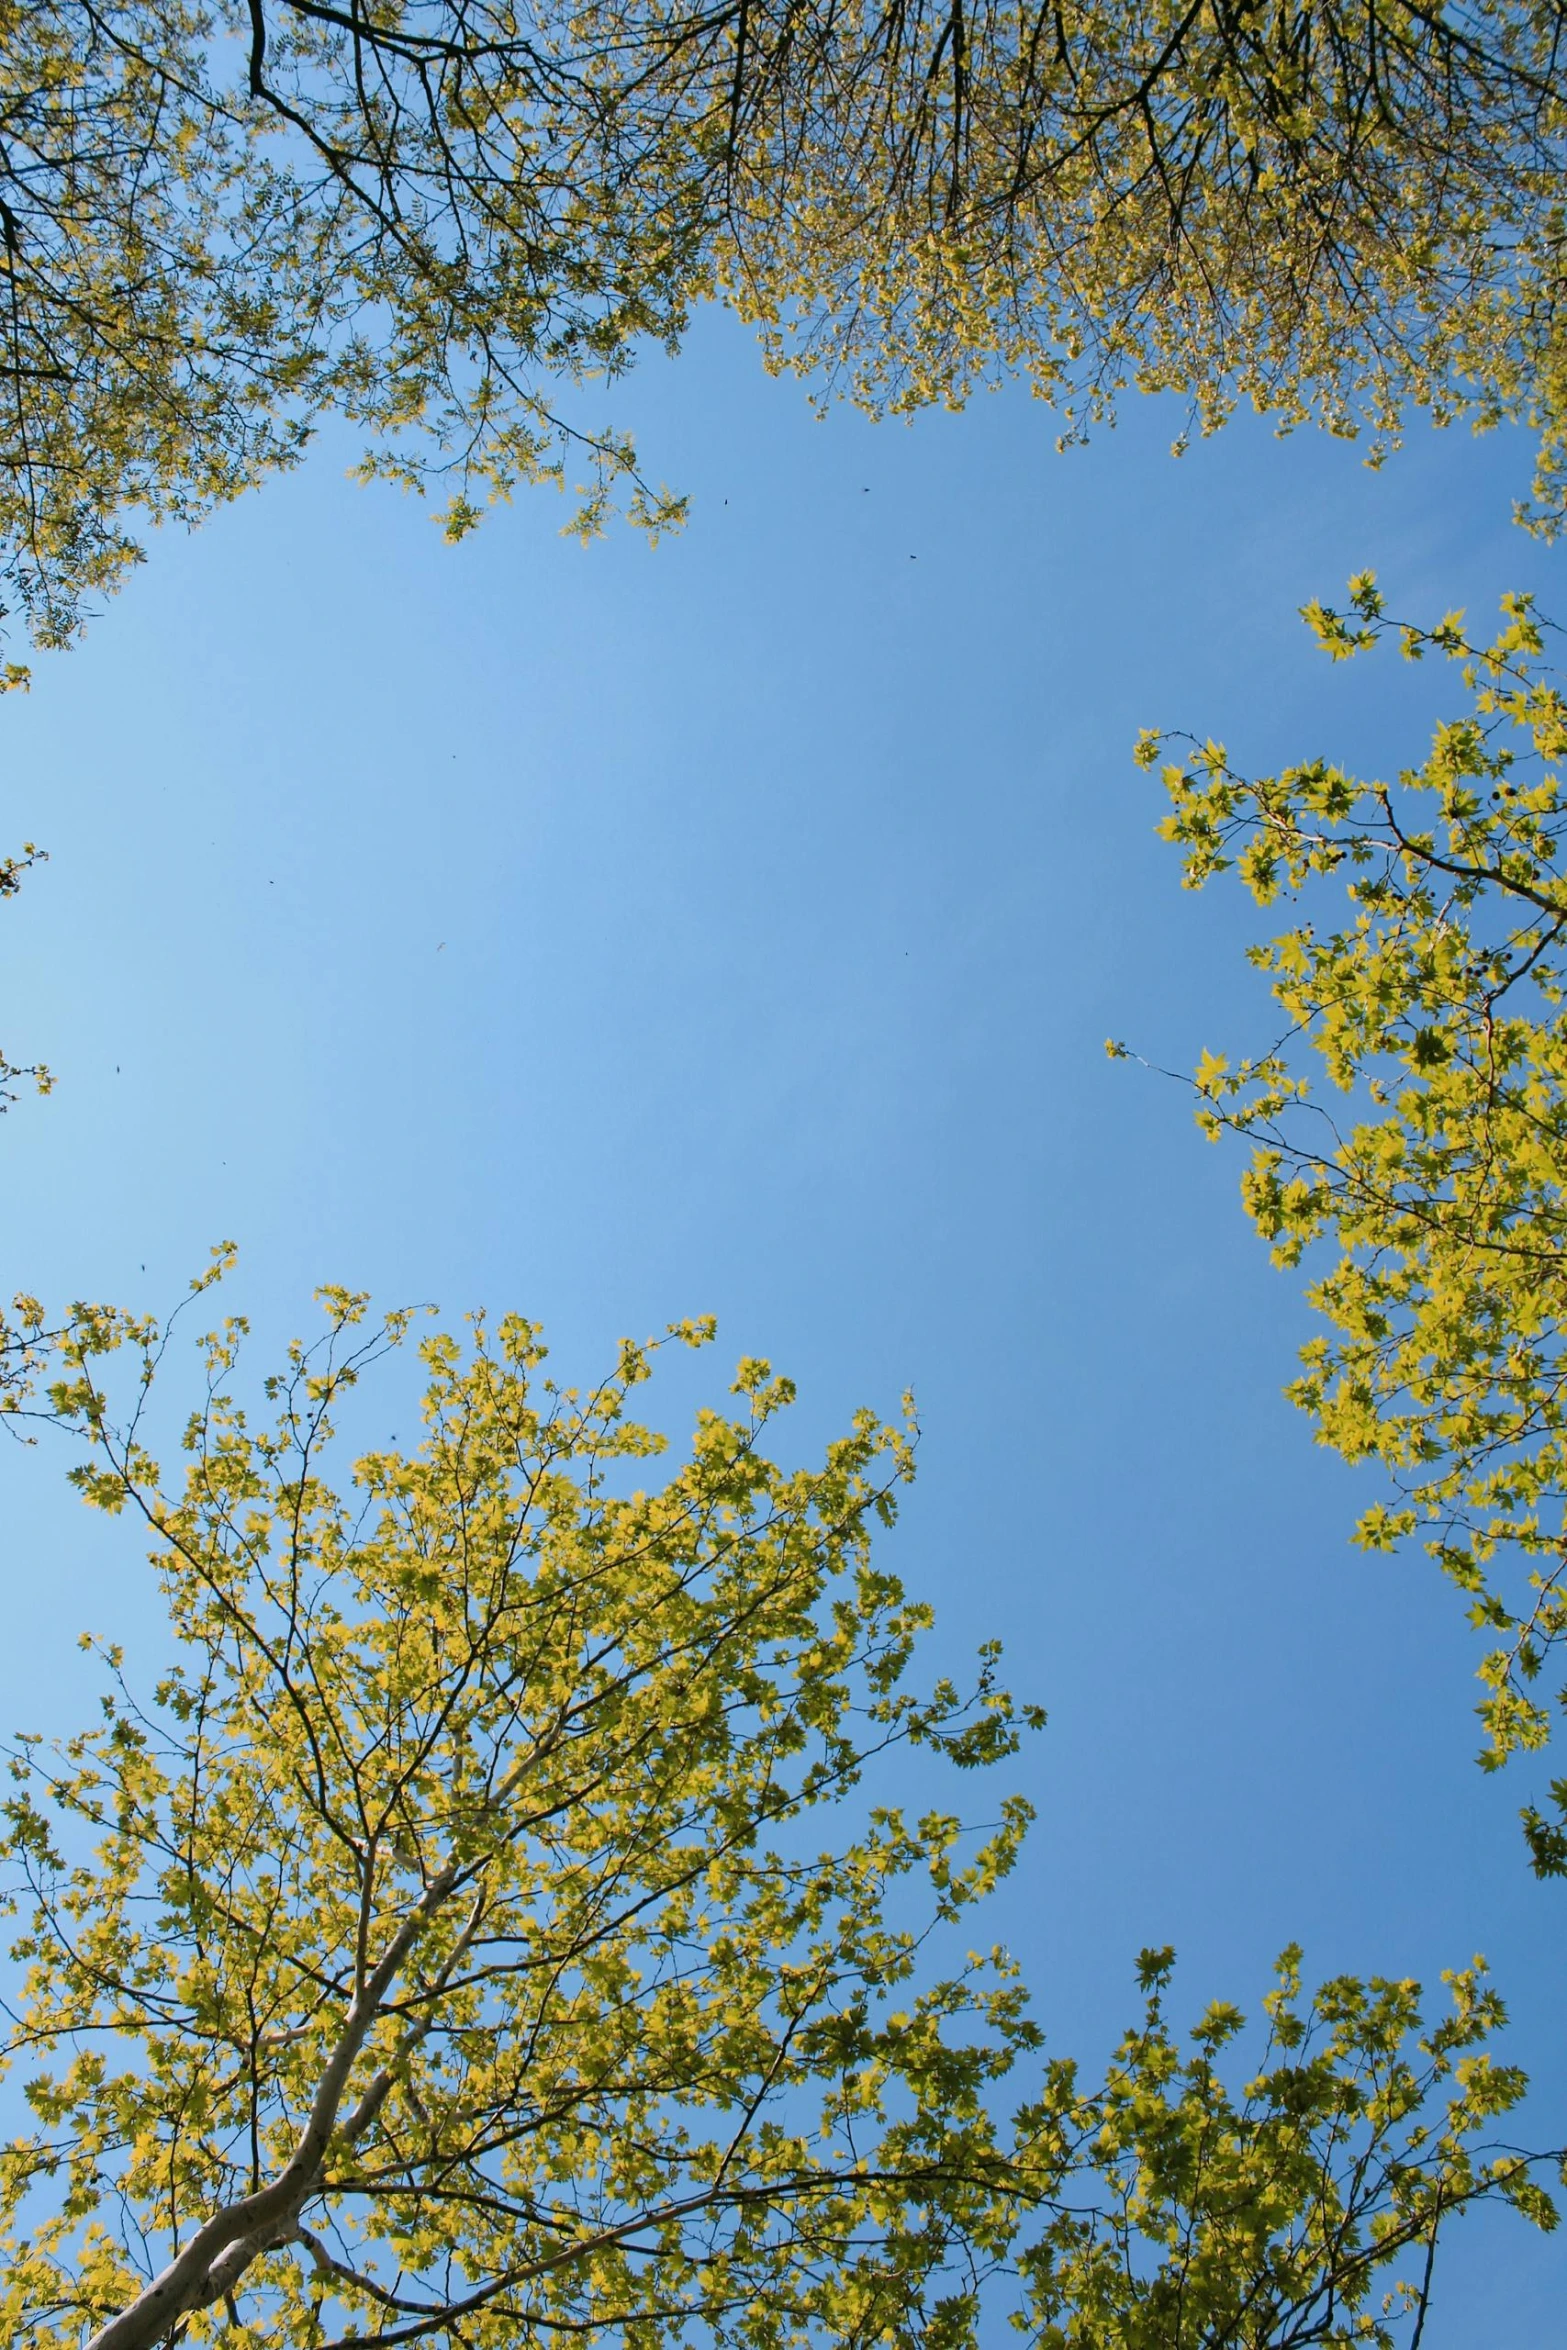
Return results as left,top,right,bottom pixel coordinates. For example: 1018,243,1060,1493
1145,581,1567,1837
1021,1945,1554,2349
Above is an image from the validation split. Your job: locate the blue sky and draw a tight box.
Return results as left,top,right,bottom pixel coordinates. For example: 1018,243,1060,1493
2,309,1563,2335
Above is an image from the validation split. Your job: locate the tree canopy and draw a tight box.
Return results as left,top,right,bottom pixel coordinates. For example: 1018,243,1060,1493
4,0,1566,659
1137,578,1567,1872
0,1271,1553,2348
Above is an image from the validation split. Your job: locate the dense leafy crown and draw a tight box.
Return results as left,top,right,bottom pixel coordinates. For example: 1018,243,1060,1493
0,1270,1553,2347
9,1282,1045,2349
1,0,1565,655
1141,580,1567,1864
1018,1944,1556,2350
